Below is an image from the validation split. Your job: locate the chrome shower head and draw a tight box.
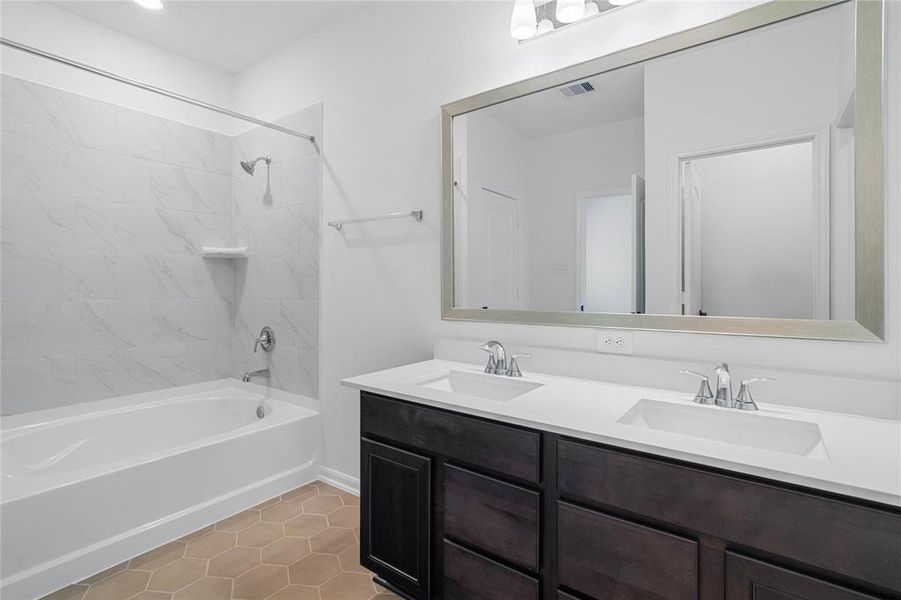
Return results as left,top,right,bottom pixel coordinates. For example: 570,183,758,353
240,155,271,176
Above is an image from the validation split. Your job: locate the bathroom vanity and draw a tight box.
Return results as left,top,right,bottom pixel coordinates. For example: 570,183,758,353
345,361,901,600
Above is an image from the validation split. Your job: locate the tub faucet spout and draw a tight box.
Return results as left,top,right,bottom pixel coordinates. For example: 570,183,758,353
242,368,270,383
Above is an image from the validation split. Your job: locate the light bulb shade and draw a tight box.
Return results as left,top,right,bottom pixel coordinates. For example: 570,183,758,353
510,0,537,40
584,1,600,16
556,0,585,23
536,18,555,34
608,0,638,5
133,0,164,9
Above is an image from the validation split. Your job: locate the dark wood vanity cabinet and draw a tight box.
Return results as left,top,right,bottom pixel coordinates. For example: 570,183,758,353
359,392,901,600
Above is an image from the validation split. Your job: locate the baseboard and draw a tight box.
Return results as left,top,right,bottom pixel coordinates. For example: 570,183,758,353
318,466,360,496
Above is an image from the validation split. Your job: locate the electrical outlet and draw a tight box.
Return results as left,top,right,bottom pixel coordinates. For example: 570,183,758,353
596,329,634,355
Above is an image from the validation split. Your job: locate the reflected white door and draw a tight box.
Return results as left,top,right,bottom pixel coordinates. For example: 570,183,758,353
682,141,824,319
474,188,520,310
579,175,645,313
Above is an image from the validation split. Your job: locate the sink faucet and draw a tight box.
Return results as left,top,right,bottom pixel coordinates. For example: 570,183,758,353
479,341,531,377
713,362,733,408
681,363,774,411
480,341,507,375
242,368,270,383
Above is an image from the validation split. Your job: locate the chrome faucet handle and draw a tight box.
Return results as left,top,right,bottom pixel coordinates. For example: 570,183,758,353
480,344,498,374
254,326,275,353
680,370,714,404
735,377,774,411
505,353,531,377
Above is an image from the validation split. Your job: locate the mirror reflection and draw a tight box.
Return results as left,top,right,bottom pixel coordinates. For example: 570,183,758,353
452,2,854,320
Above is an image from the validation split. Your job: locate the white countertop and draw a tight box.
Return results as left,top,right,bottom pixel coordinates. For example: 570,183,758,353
343,359,901,507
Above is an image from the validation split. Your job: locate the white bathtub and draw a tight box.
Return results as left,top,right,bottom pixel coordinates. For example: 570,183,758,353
0,379,321,599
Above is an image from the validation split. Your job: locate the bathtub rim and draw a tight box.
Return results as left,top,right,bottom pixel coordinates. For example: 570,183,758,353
1,379,320,504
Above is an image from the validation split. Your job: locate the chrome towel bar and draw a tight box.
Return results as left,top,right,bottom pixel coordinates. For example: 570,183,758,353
328,210,423,231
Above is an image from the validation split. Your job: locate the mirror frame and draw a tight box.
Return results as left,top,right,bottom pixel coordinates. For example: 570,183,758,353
441,0,885,342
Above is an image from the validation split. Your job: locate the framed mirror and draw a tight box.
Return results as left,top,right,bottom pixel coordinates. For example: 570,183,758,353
441,0,885,341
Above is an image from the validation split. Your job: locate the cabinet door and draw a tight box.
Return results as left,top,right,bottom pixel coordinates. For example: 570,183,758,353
725,553,881,600
361,438,431,599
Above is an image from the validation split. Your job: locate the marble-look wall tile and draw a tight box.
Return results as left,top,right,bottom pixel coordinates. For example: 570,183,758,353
150,298,232,344
1,243,116,301
149,163,231,214
1,75,116,152
1,189,77,248
2,78,321,413
115,253,232,300
1,353,78,415
115,107,231,175
74,200,192,254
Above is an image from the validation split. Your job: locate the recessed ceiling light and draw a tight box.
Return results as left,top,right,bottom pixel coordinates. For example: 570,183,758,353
133,0,164,10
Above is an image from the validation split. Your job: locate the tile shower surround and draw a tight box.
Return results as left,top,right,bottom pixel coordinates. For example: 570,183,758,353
42,481,400,600
0,75,321,414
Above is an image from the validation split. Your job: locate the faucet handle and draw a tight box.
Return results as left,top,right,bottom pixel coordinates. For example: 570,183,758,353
735,377,774,411
254,326,275,353
481,344,498,374
680,370,715,405
505,353,531,377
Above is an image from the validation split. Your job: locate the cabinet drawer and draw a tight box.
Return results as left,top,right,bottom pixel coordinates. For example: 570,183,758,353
444,464,540,572
558,502,698,600
361,392,540,482
725,553,881,600
442,539,539,600
558,440,901,594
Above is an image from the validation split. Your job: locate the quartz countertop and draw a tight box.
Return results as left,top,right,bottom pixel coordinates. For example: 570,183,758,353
343,359,901,507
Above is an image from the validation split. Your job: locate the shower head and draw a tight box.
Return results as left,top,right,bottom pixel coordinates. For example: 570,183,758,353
240,155,271,176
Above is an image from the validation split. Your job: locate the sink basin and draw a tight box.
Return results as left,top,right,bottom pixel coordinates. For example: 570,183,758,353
416,370,543,402
617,399,828,458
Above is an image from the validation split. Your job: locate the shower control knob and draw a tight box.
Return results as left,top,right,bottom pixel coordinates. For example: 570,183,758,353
254,326,275,353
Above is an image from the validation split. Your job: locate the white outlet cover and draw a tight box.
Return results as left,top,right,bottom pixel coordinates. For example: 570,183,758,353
596,329,634,355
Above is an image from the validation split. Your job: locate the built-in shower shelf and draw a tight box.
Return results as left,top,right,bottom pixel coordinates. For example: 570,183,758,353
201,246,249,259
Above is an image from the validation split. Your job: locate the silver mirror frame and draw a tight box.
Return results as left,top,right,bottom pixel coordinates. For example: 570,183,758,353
441,0,885,342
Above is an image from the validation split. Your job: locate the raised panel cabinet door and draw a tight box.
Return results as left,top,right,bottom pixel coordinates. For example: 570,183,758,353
361,438,431,599
725,553,883,600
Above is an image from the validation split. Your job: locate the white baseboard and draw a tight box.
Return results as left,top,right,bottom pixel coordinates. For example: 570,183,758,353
318,466,360,496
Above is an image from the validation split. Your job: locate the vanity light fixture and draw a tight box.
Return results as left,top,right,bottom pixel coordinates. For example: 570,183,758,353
512,0,641,41
510,0,538,40
133,0,164,10
556,0,585,23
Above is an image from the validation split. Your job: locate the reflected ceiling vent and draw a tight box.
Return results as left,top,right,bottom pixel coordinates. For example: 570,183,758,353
559,81,596,97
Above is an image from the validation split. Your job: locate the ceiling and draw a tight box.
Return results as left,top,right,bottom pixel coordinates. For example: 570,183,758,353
50,0,359,74
484,62,645,139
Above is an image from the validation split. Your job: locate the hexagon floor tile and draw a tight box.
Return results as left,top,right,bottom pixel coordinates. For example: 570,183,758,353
42,481,401,600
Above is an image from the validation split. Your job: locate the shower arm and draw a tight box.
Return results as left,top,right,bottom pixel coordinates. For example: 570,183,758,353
0,37,315,144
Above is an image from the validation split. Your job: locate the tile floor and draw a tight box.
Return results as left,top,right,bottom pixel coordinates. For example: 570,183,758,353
43,481,401,600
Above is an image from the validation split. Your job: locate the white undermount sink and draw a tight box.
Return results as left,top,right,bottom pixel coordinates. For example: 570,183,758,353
618,399,828,459
416,370,543,401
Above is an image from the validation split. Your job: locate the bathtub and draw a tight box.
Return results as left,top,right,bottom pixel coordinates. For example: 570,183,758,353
0,379,321,599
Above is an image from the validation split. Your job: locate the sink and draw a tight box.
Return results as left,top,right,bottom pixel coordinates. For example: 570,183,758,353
416,370,543,402
618,399,828,458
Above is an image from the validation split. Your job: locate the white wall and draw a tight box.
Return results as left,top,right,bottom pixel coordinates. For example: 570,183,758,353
643,2,854,314
0,1,235,134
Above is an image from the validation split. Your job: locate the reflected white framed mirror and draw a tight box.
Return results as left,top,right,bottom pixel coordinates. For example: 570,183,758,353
441,0,885,341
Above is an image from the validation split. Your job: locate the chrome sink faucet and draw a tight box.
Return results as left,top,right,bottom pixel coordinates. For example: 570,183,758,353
680,363,774,411
481,341,507,375
480,341,530,377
